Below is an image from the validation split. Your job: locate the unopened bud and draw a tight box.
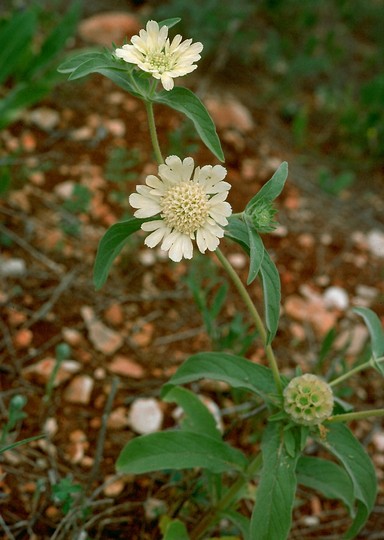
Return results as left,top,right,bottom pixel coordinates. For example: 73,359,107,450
247,199,278,233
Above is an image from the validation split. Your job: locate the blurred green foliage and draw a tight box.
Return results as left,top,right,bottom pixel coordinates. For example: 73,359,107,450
152,0,384,161
0,1,80,129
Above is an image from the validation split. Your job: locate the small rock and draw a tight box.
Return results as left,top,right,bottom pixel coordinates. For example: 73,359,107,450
7,309,27,327
131,322,154,348
107,407,129,429
63,374,94,405
105,118,126,137
108,355,145,378
227,252,247,269
354,285,379,306
22,358,81,386
28,107,60,130
21,131,36,152
81,306,124,355
103,475,126,497
284,294,338,337
78,12,141,46
104,303,124,326
70,126,93,141
138,249,157,266
323,286,349,310
54,180,75,200
13,328,33,349
43,418,59,438
0,257,27,277
372,432,384,452
367,229,384,258
62,327,83,347
205,95,254,133
128,398,163,434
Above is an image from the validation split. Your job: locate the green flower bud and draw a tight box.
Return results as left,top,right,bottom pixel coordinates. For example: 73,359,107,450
283,374,334,426
247,198,278,233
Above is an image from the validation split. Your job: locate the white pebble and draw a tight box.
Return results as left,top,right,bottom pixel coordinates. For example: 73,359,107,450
128,398,163,434
367,229,384,258
323,286,349,310
0,258,27,277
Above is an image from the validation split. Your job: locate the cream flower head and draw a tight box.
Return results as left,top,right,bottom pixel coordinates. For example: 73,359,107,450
129,156,232,262
283,374,334,426
115,20,203,91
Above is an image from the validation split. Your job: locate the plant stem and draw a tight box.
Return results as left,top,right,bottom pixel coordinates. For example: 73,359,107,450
215,248,282,394
327,408,384,423
190,453,262,540
145,100,164,165
329,356,384,388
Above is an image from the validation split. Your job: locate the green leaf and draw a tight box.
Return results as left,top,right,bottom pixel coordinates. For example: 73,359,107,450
116,431,247,475
297,456,355,515
250,422,299,540
158,18,182,29
0,10,36,85
59,51,150,100
353,307,384,374
0,434,45,454
225,216,267,285
162,519,190,540
319,423,377,539
225,216,250,253
162,352,280,403
154,87,224,162
93,218,144,289
259,249,281,344
245,162,288,212
58,50,104,73
245,222,264,285
24,1,80,79
220,510,250,540
0,81,52,129
163,386,222,441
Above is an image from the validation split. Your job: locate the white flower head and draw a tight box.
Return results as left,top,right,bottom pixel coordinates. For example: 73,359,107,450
129,156,232,262
115,20,203,91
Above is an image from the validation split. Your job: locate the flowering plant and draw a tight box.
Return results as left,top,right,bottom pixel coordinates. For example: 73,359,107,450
59,18,384,540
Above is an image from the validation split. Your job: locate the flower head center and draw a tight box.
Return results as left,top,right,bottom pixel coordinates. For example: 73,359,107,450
147,51,172,73
161,182,210,235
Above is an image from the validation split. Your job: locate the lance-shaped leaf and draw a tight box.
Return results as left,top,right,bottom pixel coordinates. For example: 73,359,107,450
162,519,190,540
162,352,280,403
245,220,264,285
226,216,265,285
259,249,281,344
353,306,384,375
58,51,150,99
116,431,247,474
163,386,222,441
297,456,355,515
93,218,144,289
245,162,288,212
220,510,250,540
250,422,299,540
319,423,377,539
154,87,224,162
225,216,250,253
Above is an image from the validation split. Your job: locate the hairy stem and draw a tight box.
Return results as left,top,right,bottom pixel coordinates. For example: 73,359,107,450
190,453,262,540
215,248,282,394
330,356,384,388
145,101,164,165
327,408,384,423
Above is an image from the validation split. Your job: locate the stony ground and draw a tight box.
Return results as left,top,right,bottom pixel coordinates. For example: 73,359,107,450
0,4,384,540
